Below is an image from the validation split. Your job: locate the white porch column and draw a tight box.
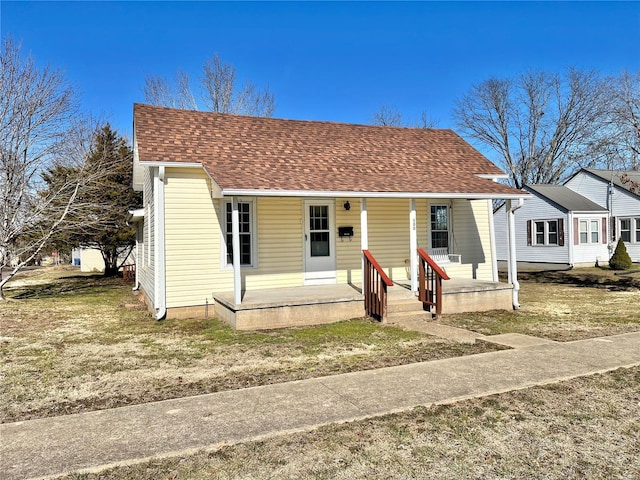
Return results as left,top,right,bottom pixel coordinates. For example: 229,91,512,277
231,197,242,305
506,198,524,309
409,198,418,292
360,198,368,288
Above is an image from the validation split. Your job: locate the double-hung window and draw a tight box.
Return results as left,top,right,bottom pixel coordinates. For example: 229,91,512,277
533,220,559,246
579,219,599,244
430,205,449,249
619,218,640,243
225,200,254,267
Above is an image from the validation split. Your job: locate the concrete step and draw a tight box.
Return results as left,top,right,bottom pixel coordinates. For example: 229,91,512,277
386,310,434,322
387,299,425,313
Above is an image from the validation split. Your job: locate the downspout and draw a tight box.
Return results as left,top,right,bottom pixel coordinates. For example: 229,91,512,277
567,211,574,268
154,166,167,320
507,198,524,309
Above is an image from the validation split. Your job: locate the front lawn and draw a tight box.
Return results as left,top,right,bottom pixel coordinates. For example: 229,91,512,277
0,267,497,423
441,268,640,341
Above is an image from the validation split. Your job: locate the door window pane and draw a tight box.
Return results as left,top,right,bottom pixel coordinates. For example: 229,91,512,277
310,232,330,257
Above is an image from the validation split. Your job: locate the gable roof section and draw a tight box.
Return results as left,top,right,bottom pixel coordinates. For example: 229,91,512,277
133,104,525,198
525,184,607,213
577,169,640,199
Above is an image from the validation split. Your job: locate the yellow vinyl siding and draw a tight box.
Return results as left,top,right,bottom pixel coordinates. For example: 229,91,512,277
365,198,427,282
335,198,362,284
244,197,304,289
164,168,232,308
448,199,493,280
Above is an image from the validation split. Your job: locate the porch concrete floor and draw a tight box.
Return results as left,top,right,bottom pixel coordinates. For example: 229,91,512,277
215,279,511,310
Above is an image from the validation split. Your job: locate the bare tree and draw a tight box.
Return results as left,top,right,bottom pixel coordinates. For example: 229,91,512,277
371,104,437,128
453,69,609,188
608,70,640,170
144,53,276,117
0,37,105,298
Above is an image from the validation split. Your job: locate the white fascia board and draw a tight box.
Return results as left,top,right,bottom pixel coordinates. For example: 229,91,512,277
137,161,223,198
222,189,531,200
476,173,510,180
132,132,144,192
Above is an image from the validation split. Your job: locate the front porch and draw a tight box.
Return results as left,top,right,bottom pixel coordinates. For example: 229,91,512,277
213,279,513,330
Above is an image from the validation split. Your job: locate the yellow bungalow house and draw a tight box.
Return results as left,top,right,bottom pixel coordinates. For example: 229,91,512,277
131,104,527,329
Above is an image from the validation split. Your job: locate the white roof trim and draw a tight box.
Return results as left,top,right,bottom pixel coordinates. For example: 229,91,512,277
476,173,509,180
221,189,530,200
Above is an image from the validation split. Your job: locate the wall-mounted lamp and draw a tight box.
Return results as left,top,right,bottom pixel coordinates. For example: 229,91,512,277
343,201,351,211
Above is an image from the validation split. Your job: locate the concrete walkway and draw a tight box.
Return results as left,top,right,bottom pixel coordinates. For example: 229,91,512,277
2,331,640,480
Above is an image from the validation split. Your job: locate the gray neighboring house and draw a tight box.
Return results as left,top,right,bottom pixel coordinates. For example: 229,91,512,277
565,169,640,263
494,184,609,268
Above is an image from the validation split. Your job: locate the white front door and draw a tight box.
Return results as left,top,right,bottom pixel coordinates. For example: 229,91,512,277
304,200,336,285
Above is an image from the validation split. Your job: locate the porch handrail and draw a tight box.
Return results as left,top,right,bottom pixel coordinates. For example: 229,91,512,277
363,250,393,322
417,248,450,317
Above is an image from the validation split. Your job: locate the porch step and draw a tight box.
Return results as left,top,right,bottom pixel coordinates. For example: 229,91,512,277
387,299,426,314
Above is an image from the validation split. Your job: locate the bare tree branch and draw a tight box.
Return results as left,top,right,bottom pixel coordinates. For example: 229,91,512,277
144,53,276,117
453,69,610,189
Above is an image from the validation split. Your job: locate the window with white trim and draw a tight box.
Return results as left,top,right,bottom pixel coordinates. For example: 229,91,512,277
224,200,255,267
430,205,449,249
533,220,559,246
620,217,640,243
579,219,599,244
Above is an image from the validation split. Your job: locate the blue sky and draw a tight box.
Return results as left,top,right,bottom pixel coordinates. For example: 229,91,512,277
3,1,639,146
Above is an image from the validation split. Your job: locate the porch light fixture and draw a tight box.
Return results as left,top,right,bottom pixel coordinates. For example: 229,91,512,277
343,201,351,211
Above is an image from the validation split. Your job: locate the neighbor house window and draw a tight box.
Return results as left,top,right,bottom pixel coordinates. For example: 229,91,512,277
225,200,254,266
620,218,640,243
430,205,449,249
533,220,559,246
579,219,599,244
620,218,631,243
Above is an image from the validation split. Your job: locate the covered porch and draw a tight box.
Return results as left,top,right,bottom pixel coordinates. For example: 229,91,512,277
213,278,513,330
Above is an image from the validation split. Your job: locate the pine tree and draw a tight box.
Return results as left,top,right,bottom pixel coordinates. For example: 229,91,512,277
42,125,141,276
609,238,633,270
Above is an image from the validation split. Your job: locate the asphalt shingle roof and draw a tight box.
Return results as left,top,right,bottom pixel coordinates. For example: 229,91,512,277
133,104,524,197
525,184,607,213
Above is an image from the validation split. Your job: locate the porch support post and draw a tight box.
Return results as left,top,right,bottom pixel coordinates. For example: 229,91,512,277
361,198,368,289
231,197,242,305
506,198,524,309
409,198,418,292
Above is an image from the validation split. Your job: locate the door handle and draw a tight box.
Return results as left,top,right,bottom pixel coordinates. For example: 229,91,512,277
305,234,308,241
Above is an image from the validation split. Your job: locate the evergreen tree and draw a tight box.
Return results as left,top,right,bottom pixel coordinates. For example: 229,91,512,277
43,125,141,276
609,238,633,270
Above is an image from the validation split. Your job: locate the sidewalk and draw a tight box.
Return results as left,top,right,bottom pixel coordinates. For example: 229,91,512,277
2,331,640,480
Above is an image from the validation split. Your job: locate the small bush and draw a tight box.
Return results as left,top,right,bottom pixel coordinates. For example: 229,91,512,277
609,238,633,270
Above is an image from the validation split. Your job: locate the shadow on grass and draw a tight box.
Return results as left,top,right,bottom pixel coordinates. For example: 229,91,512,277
9,274,125,299
518,270,640,292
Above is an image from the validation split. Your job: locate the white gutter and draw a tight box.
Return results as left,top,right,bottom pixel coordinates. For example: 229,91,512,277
222,189,530,200
506,198,524,309
154,166,167,320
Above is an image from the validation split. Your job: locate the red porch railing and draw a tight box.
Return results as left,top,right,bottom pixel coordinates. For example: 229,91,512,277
122,264,136,283
417,248,450,317
363,250,393,322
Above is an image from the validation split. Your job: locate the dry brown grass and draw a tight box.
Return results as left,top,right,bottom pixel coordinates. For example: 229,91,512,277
0,267,497,423
441,268,640,341
63,366,640,480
